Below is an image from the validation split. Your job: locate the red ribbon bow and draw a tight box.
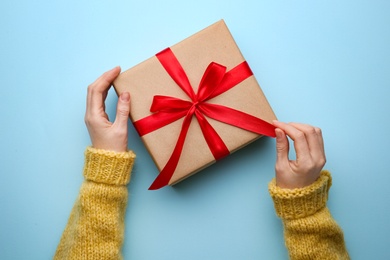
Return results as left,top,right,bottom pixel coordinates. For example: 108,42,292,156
134,48,276,190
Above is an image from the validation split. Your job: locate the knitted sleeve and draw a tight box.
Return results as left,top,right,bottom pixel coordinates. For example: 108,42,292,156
54,147,136,260
268,170,350,260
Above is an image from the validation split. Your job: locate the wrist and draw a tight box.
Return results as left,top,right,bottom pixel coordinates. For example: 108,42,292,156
275,168,323,189
91,136,128,153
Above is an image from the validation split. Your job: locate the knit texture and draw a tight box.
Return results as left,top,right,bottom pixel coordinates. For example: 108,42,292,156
269,170,350,259
54,147,135,260
83,147,135,186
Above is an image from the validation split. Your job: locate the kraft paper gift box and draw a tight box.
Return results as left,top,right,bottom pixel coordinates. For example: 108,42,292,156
113,20,277,190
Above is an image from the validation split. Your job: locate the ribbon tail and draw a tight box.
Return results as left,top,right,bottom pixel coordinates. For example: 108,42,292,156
195,110,229,160
199,103,276,138
148,110,194,190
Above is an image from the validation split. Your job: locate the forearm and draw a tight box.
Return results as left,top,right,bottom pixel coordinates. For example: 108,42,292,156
269,171,349,260
55,147,135,260
283,207,349,259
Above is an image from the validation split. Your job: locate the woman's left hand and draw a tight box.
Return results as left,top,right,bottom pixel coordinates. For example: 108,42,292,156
84,66,131,152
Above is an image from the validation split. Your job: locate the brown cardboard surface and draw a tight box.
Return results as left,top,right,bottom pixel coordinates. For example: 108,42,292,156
113,20,276,186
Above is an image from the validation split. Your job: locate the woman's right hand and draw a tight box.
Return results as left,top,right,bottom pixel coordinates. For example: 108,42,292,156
272,121,326,189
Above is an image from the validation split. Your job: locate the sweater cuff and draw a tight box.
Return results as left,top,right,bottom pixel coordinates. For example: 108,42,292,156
83,147,136,186
268,170,332,220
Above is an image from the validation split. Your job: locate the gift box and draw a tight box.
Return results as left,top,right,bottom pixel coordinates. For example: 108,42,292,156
113,20,277,190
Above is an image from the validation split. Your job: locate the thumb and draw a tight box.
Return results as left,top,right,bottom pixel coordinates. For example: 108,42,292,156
114,92,131,130
275,128,289,163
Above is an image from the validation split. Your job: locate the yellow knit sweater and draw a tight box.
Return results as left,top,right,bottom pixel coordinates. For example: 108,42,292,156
269,170,350,259
55,148,349,259
54,147,136,259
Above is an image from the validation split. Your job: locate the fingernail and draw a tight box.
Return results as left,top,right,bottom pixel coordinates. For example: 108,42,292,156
275,129,281,139
120,92,130,102
275,128,283,139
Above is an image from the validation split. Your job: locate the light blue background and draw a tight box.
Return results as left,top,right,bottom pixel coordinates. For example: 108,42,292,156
1,0,389,259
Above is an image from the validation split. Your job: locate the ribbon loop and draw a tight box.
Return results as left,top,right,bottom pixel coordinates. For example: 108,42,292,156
151,96,192,112
197,62,226,102
134,110,188,136
207,61,253,100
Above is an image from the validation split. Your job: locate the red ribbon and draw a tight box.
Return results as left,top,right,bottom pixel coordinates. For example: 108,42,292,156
134,48,276,190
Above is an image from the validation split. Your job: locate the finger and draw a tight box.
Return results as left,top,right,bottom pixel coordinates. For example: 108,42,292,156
289,123,325,161
273,121,310,160
315,127,325,155
275,128,289,163
113,92,131,130
86,66,121,116
314,126,326,164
